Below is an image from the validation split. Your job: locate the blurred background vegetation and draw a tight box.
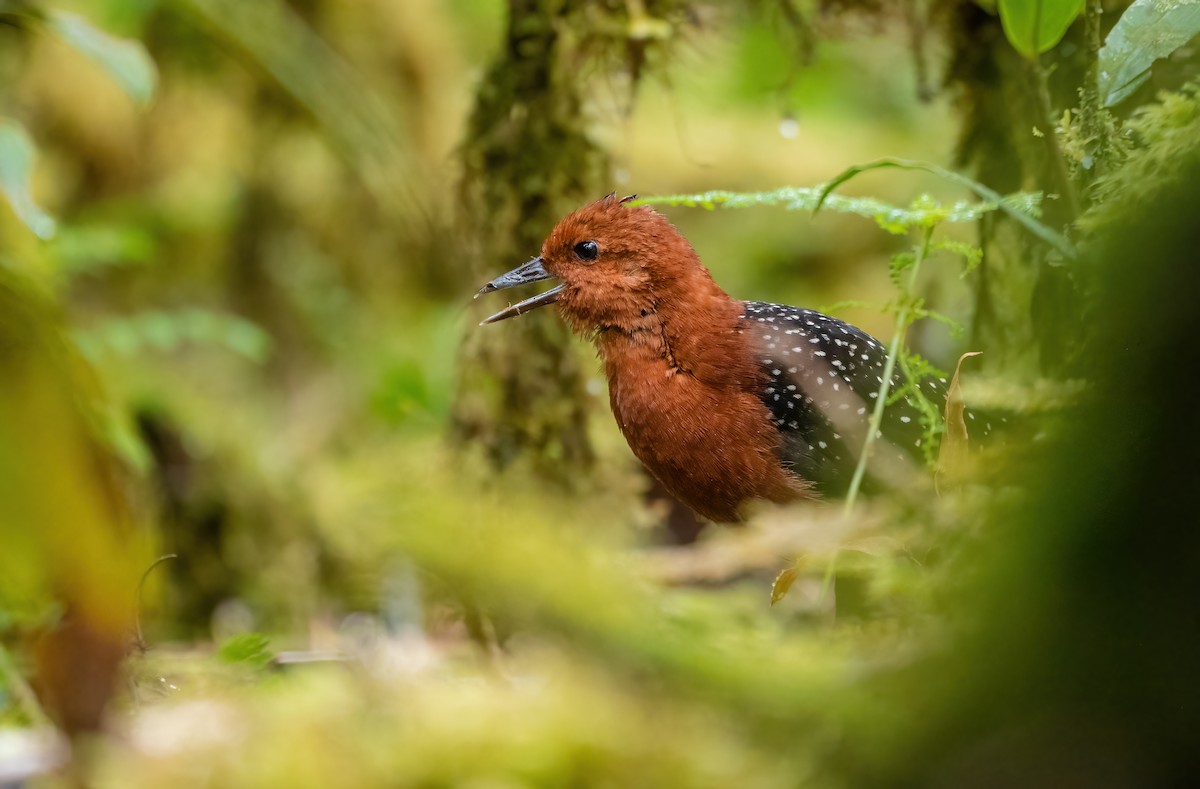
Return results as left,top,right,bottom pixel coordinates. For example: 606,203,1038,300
3,0,1200,785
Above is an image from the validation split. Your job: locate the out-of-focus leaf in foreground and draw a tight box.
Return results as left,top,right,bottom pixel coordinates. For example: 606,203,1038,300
47,11,158,107
176,0,412,212
99,660,804,788
308,442,855,728
0,273,144,734
0,121,56,240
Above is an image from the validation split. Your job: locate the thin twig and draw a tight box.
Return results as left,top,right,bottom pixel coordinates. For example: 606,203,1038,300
1032,58,1082,220
1078,0,1106,189
821,224,935,599
134,553,177,653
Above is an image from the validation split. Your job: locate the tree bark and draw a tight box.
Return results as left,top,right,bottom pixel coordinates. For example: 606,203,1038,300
941,4,1087,375
451,0,608,478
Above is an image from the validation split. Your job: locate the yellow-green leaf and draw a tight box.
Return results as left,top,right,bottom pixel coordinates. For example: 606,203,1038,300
48,12,158,107
770,560,804,606
0,121,56,240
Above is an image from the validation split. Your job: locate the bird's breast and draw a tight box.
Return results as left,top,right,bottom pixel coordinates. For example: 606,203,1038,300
598,333,808,522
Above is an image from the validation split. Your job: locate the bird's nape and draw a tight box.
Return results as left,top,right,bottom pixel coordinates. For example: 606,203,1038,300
475,256,564,324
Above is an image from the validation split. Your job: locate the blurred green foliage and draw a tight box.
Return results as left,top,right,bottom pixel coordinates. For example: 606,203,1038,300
1,0,1199,785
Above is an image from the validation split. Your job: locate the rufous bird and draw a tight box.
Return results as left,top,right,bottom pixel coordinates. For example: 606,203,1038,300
476,194,970,522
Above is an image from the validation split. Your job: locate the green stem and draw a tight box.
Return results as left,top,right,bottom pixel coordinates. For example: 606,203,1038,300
1032,58,1082,220
813,158,1076,260
1078,0,1105,189
822,224,935,599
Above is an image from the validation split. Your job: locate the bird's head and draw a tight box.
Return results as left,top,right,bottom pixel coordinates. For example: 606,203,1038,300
476,194,720,333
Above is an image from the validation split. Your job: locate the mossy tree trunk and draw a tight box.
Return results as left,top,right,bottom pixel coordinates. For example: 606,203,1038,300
451,0,610,478
940,3,1098,375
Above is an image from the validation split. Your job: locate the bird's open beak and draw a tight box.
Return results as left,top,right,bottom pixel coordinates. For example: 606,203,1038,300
474,256,564,324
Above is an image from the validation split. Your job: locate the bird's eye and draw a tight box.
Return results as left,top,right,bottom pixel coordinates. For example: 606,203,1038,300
574,240,599,261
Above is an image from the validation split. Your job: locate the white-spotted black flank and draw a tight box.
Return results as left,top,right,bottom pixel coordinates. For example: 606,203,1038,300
739,301,948,494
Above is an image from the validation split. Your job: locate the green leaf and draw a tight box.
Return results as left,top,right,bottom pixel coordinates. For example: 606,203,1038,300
813,157,1077,261
0,120,56,239
1099,0,1200,107
888,251,916,288
53,223,157,275
636,186,1045,230
933,239,984,274
218,633,274,670
913,307,966,339
73,309,272,362
47,11,157,107
998,0,1085,58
